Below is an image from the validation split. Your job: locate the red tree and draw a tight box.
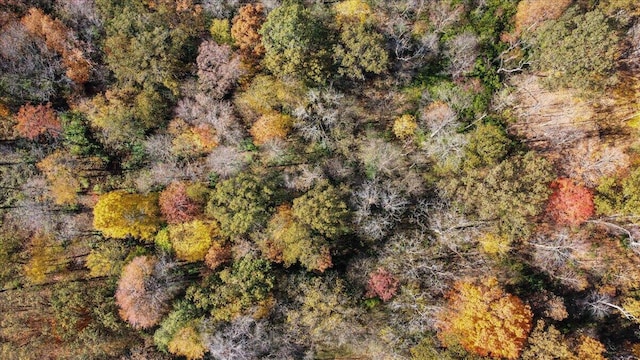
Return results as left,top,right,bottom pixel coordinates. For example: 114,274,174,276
366,268,399,302
546,178,594,225
159,182,203,224
14,103,61,140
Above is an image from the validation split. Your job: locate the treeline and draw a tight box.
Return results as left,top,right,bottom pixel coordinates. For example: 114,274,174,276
1,0,640,359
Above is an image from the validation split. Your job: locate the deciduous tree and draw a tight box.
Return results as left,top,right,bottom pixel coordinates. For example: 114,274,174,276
231,3,265,72
260,1,332,84
14,103,61,140
437,279,533,359
545,178,594,225
366,268,399,302
115,256,181,329
159,182,203,224
206,172,274,237
93,190,162,241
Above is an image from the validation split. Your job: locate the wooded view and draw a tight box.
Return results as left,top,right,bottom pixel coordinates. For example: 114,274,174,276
1,0,640,359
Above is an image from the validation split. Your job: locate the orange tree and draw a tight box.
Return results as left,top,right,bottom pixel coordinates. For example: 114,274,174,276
437,278,533,359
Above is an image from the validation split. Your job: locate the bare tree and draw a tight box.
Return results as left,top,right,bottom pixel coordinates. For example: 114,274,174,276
445,32,479,78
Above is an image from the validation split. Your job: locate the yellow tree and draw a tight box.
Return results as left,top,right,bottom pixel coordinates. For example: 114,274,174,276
167,220,219,262
93,191,162,241
249,112,293,145
437,278,533,359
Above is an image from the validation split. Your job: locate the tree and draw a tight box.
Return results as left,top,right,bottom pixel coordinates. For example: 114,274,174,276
93,191,162,241
463,123,511,170
196,41,242,99
533,9,619,91
249,112,293,145
206,172,274,238
159,182,203,224
520,320,574,360
0,22,65,105
437,279,533,359
14,103,61,140
446,152,554,239
392,114,417,140
231,3,266,72
545,178,594,225
595,168,640,216
259,1,332,83
366,268,399,302
261,204,333,272
167,220,219,262
187,256,274,321
60,111,100,156
292,181,350,239
333,23,388,80
168,324,206,360
115,256,182,329
575,336,606,360
21,7,91,85
514,0,572,35
24,232,67,284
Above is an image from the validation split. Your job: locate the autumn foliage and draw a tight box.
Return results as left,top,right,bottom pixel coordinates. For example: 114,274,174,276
115,256,178,329
93,191,162,241
437,279,533,359
159,182,202,224
231,3,266,71
21,8,91,84
546,178,594,225
366,268,399,302
14,103,61,140
514,0,572,35
249,112,293,145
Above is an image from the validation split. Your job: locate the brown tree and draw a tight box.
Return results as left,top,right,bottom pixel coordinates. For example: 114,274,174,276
196,41,242,99
366,268,399,302
115,256,181,329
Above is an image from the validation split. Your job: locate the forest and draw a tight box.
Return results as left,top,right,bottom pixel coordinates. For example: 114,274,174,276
1,0,640,359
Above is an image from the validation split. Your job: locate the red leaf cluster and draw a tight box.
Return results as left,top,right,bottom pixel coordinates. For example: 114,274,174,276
366,268,399,302
159,182,202,224
546,178,594,225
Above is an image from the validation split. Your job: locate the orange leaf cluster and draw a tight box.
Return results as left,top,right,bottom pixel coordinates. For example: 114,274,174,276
437,279,533,359
21,8,91,84
232,3,266,71
14,103,61,140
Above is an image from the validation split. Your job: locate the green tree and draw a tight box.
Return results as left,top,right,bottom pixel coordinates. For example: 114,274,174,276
261,204,333,272
292,181,350,239
463,123,511,170
446,152,554,239
595,167,640,215
533,8,619,91
333,23,388,80
60,111,100,156
187,256,274,321
206,173,274,238
260,0,332,84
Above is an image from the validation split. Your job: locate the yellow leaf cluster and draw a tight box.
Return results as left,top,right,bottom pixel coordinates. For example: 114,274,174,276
93,191,162,241
334,0,372,25
392,114,418,140
479,232,511,256
168,324,206,360
168,220,218,262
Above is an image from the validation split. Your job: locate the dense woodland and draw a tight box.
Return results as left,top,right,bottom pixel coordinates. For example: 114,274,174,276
2,0,640,359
